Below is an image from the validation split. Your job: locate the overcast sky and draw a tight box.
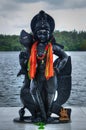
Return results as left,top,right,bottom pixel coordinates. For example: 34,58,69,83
0,0,86,35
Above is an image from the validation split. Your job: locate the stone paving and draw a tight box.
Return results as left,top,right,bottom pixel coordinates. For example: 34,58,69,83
0,106,86,130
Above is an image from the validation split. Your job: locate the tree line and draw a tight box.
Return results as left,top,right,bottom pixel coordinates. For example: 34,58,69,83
0,30,86,51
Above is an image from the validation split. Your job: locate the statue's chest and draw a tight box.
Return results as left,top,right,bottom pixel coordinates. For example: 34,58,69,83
37,43,46,57
36,43,47,68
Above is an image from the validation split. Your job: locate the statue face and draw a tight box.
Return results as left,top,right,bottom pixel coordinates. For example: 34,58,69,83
36,29,50,43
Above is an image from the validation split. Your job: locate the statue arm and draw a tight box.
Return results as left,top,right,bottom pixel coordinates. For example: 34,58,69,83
19,50,29,66
53,44,68,73
17,50,29,76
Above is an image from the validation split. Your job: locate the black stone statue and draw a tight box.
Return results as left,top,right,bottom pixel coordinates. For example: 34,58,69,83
14,10,72,124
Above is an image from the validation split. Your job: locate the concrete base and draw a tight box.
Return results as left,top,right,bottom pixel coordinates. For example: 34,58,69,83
0,106,86,130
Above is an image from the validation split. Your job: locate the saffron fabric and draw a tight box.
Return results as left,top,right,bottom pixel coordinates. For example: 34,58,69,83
27,42,54,80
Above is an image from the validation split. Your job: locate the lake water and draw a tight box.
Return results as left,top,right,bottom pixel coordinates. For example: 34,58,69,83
0,51,86,107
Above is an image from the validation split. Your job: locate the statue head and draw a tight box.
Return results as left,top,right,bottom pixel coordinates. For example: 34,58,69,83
31,10,55,43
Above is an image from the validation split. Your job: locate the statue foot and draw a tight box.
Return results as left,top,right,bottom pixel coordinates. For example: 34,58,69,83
59,108,71,123
32,117,42,123
30,112,42,123
19,107,25,120
47,116,54,123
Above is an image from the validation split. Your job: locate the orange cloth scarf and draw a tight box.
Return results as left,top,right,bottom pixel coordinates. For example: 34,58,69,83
27,41,54,80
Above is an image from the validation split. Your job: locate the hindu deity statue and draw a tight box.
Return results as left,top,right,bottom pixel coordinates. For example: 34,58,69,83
15,10,72,124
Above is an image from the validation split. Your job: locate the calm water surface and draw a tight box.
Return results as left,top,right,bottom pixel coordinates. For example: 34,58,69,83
0,51,86,106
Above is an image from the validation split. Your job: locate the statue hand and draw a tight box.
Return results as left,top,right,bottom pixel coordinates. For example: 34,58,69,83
19,51,29,59
19,51,29,68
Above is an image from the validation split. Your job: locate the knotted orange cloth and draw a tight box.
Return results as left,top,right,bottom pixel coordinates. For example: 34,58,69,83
27,41,54,80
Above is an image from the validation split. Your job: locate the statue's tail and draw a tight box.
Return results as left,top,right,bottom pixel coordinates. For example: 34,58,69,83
52,56,72,114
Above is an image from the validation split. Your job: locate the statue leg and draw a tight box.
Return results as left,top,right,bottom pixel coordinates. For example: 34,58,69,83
20,78,36,118
30,80,39,110
30,79,46,122
46,75,57,121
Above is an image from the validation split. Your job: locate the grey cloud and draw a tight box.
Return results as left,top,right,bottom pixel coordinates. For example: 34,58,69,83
0,0,20,13
0,0,21,19
15,0,62,3
15,0,86,9
63,0,86,9
15,0,40,3
14,24,29,28
0,0,86,15
14,0,64,6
